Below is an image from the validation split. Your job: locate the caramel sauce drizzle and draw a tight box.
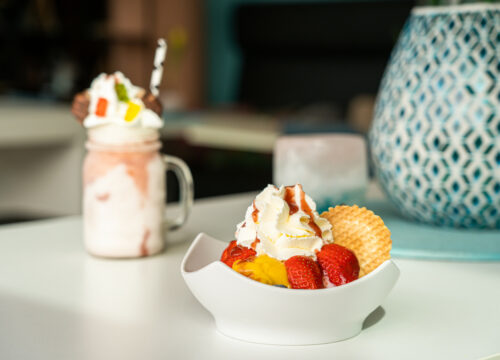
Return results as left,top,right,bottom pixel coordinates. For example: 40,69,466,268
251,238,260,250
251,202,261,246
252,200,259,223
284,186,299,215
283,185,322,238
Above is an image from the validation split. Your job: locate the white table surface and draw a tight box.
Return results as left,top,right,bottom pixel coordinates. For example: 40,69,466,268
0,192,499,360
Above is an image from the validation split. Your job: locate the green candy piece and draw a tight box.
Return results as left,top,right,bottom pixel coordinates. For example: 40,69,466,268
114,83,129,102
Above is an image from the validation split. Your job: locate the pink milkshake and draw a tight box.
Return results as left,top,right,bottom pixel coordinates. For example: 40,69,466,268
73,72,193,258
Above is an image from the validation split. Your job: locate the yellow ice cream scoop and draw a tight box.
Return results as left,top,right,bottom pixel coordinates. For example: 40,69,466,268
232,255,290,288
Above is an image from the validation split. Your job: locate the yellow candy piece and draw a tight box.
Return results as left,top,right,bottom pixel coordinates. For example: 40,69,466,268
232,255,290,288
124,101,141,122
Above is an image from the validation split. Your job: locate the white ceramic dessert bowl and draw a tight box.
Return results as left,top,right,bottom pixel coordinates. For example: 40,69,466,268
181,233,400,345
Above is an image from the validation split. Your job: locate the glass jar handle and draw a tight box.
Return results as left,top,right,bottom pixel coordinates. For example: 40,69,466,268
162,155,194,231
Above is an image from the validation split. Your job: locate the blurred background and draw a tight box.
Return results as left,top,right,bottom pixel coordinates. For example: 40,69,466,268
0,0,415,223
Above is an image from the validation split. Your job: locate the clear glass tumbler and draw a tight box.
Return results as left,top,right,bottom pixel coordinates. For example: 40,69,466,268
274,134,368,212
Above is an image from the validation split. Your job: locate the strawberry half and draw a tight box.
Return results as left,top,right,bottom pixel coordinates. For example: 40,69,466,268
317,243,360,286
220,240,256,267
284,256,324,289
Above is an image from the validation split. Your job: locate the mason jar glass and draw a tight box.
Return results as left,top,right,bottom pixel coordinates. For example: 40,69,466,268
83,138,193,258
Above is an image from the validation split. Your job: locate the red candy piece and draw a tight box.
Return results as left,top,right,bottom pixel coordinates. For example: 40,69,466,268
95,97,108,117
284,256,324,289
317,243,360,286
220,240,256,268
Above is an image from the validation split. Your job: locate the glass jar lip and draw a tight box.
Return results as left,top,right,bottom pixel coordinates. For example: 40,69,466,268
85,140,161,152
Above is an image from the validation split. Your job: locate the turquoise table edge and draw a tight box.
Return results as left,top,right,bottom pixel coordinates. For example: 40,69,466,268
363,200,500,262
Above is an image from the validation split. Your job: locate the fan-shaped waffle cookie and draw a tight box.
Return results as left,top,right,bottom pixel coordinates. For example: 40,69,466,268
321,205,391,277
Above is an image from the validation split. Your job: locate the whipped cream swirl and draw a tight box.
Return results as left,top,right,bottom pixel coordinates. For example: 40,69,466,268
84,72,163,129
235,184,333,260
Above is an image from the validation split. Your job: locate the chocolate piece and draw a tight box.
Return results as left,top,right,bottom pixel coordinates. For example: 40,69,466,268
142,91,163,116
71,91,90,124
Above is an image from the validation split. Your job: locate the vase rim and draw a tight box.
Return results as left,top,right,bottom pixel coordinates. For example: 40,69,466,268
413,3,500,15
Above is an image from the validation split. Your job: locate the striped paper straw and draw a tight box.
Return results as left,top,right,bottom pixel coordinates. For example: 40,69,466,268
150,38,167,97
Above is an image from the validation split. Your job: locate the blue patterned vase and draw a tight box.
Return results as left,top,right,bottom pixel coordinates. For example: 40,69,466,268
370,4,500,228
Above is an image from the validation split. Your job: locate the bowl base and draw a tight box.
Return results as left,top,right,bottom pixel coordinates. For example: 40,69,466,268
215,320,363,345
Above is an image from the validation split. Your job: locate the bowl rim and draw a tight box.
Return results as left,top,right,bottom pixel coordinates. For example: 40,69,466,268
181,232,399,295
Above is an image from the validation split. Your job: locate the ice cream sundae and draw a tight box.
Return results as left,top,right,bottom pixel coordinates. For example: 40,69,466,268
221,184,391,289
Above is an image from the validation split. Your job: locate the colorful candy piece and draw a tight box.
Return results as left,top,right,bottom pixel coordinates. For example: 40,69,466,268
95,97,108,117
125,102,141,122
114,83,129,102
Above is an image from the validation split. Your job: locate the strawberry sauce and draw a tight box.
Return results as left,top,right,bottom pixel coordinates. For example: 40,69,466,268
84,149,156,197
140,228,150,256
96,193,110,202
284,185,323,238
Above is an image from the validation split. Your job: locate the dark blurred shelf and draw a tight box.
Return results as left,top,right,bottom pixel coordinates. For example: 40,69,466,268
162,139,272,202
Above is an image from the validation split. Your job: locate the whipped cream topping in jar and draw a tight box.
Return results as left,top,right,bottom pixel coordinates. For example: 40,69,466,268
78,72,193,258
235,184,333,260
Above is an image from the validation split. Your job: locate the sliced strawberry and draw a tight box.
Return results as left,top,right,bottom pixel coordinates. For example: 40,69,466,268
284,256,324,289
317,243,360,286
220,240,256,267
